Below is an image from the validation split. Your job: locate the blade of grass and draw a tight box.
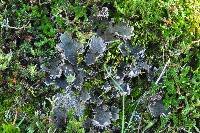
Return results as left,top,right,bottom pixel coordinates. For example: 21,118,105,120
127,59,170,130
142,120,156,133
104,64,125,133
194,125,200,133
122,94,125,133
126,91,149,130
16,115,25,127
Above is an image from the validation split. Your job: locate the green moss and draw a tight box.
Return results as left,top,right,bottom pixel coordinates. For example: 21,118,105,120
0,124,20,133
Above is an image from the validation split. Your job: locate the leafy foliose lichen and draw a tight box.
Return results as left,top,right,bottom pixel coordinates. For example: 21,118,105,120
108,22,134,40
41,54,64,79
41,19,160,130
92,105,112,128
85,36,107,65
148,92,169,117
56,33,84,65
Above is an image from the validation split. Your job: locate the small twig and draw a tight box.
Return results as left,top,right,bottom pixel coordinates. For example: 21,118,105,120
192,39,200,44
1,24,28,30
178,127,190,133
1,18,29,30
162,46,165,64
155,59,170,85
12,109,18,125
137,116,142,133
